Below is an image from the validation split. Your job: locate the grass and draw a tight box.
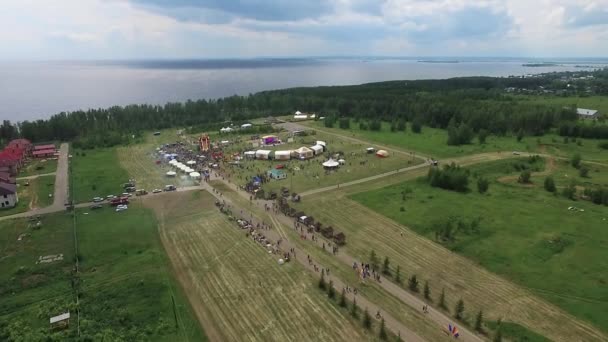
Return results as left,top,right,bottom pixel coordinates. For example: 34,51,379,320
514,95,608,115
71,148,130,203
301,120,608,163
348,158,608,337
18,158,58,178
486,321,551,342
148,190,382,341
31,175,55,208
0,201,205,340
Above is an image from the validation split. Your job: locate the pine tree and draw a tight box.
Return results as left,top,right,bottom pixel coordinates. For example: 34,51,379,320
423,281,431,300
362,308,372,330
382,256,391,276
327,280,335,299
395,266,402,284
318,272,326,290
351,298,359,318
379,318,388,340
408,275,419,292
439,288,448,311
339,288,347,307
370,250,379,270
475,310,484,332
454,299,465,320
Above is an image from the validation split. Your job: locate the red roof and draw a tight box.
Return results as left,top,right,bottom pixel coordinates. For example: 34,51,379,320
8,139,31,147
32,149,56,156
0,151,22,161
34,144,56,150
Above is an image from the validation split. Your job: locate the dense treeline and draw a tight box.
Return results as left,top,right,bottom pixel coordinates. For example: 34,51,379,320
427,163,470,192
558,122,608,139
1,70,607,148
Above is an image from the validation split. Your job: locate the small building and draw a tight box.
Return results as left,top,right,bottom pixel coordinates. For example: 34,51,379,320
0,172,15,184
267,169,287,180
34,144,56,151
32,149,56,158
0,182,18,209
577,108,599,119
275,151,291,161
50,311,70,330
8,139,32,154
293,115,308,120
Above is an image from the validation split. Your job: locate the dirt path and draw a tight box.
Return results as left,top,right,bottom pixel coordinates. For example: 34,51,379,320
497,155,557,184
206,177,481,342
16,172,56,180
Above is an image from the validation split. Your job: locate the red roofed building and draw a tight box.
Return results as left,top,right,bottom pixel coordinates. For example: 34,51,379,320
0,172,15,184
33,149,57,158
0,151,23,176
34,144,56,151
8,139,32,154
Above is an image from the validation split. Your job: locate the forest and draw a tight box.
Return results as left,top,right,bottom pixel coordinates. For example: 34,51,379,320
1,69,607,148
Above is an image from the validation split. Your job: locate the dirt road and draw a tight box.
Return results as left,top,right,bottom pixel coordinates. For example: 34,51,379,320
16,172,56,180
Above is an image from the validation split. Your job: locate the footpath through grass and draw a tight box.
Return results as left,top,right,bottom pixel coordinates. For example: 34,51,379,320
0,204,205,341
351,158,608,334
18,159,58,178
71,148,130,203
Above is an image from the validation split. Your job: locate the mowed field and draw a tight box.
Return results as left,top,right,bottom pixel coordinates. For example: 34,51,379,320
351,158,608,334
18,158,58,177
146,190,382,342
300,120,608,163
292,180,607,341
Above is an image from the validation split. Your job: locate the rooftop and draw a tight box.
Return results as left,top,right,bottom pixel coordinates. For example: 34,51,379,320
577,108,598,116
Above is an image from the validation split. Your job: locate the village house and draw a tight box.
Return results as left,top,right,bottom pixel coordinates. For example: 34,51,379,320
0,182,18,209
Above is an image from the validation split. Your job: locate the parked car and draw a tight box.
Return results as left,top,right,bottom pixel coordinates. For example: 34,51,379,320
92,197,103,202
135,189,148,196
152,188,162,194
512,151,520,155
90,203,103,209
164,185,177,192
106,195,116,200
121,192,132,198
125,186,136,193
115,204,128,212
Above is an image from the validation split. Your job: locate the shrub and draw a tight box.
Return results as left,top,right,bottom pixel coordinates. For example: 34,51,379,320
543,176,556,192
518,170,531,184
477,177,489,193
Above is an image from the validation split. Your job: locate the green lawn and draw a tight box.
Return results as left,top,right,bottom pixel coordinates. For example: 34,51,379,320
31,175,55,208
18,159,58,178
302,120,608,163
0,181,31,217
513,95,608,116
351,159,608,333
71,148,130,203
0,204,205,341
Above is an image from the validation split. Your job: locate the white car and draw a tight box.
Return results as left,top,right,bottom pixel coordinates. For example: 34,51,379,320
121,192,132,197
152,189,162,194
106,195,116,200
92,197,103,202
115,204,128,212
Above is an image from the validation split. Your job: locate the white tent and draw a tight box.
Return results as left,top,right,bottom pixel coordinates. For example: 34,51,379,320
185,167,194,173
294,115,308,120
169,160,178,165
244,151,256,158
241,123,253,129
166,171,176,177
311,145,324,155
186,160,196,165
322,159,339,169
220,127,234,133
275,150,291,161
295,110,302,115
294,146,314,159
256,150,272,160
338,159,346,165
189,172,201,179
316,141,326,147
376,150,389,158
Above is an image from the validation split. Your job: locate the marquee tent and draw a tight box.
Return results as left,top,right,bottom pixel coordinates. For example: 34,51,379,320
322,159,339,169
186,160,196,165
189,172,201,179
244,151,256,158
166,171,176,177
376,150,389,158
311,145,324,155
256,150,272,160
338,159,346,165
275,151,291,161
294,146,313,159
241,123,253,129
316,141,326,147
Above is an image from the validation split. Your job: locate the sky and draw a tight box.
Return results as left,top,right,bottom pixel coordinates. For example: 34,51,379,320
1,0,607,59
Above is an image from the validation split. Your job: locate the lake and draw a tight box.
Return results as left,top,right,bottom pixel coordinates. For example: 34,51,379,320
1,57,605,121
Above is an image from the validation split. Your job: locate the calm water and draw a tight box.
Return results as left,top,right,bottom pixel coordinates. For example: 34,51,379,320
1,58,605,122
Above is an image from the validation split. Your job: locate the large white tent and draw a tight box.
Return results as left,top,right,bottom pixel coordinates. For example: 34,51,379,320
244,151,256,158
189,172,201,179
322,159,339,169
275,151,291,161
316,141,326,147
256,150,272,160
186,160,196,165
311,145,324,155
294,146,314,159
166,171,176,177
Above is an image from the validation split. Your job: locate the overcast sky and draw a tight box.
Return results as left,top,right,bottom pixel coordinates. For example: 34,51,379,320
2,0,608,60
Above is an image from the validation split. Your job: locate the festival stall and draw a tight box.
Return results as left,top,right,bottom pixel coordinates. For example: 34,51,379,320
376,150,389,158
322,159,339,169
293,146,314,160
